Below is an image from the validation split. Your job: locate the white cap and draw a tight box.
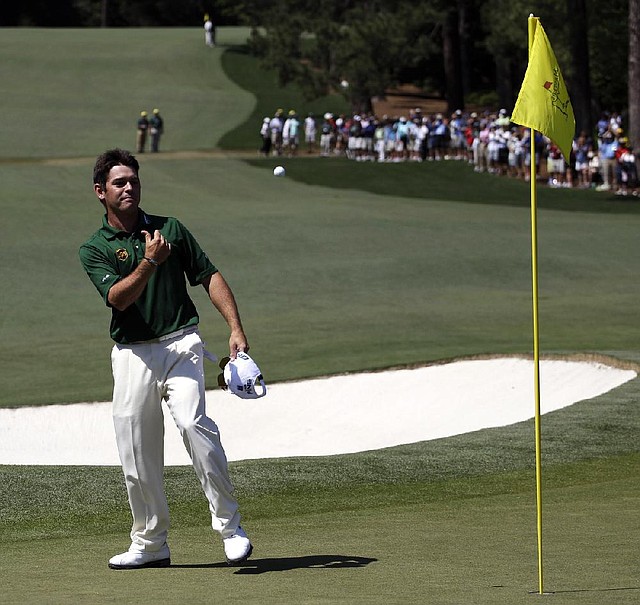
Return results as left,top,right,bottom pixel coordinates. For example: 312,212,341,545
223,352,267,399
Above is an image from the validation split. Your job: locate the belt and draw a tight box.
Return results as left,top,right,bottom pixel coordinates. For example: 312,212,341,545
132,325,198,344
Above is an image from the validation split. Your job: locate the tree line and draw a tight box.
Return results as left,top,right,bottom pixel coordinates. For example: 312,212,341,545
2,0,638,146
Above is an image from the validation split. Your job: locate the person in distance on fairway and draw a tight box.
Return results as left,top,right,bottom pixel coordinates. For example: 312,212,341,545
149,108,164,153
79,148,253,570
204,13,215,47
136,111,149,153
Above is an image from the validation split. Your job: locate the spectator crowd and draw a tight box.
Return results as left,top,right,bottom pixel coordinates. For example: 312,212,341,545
260,107,638,196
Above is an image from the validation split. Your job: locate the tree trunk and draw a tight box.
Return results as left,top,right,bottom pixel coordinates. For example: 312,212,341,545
629,0,640,156
567,0,592,138
458,0,472,97
442,6,464,112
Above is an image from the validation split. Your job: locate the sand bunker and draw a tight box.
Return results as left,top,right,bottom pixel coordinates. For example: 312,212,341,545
0,357,635,465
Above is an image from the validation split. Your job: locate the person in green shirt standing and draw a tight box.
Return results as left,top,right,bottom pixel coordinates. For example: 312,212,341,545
149,108,164,153
79,148,253,569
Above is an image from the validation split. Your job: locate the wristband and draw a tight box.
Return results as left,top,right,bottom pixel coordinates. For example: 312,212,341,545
143,257,159,267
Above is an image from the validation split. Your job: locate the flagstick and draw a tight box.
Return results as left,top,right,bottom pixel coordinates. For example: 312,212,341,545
527,14,545,596
530,126,544,596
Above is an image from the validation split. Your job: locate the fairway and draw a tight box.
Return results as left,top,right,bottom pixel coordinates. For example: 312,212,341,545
1,27,639,604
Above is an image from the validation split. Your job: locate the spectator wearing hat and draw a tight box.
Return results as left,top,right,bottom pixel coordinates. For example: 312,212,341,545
283,110,300,156
204,14,215,47
269,109,284,156
347,114,363,160
335,114,348,156
136,111,149,153
149,109,164,153
495,108,511,128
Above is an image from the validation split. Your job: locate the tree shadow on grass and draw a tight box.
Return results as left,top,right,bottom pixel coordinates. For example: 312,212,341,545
171,554,377,574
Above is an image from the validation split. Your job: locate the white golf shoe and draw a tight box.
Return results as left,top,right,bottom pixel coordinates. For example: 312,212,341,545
223,526,253,564
108,544,171,569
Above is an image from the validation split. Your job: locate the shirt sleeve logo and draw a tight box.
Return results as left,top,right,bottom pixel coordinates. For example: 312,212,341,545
115,248,129,261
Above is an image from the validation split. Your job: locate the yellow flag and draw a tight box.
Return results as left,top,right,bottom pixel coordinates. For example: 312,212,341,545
511,21,575,160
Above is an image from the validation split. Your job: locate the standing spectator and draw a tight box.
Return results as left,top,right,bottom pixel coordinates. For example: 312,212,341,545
269,109,284,156
507,128,525,179
149,109,164,153
282,110,300,156
546,143,566,187
374,118,386,162
204,14,215,47
487,126,500,173
362,114,376,161
417,117,430,162
136,111,149,153
431,114,448,160
463,115,477,163
589,147,602,187
347,115,363,160
304,113,317,154
614,136,637,195
597,129,619,191
495,126,510,175
449,110,466,159
335,114,349,156
384,116,396,161
259,117,271,156
319,113,334,157
573,133,592,188
474,120,490,172
395,116,410,161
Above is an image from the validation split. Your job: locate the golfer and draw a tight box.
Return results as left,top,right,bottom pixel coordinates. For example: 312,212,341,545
79,148,252,569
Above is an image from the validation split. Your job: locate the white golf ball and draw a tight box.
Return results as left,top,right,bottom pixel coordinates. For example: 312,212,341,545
273,166,285,177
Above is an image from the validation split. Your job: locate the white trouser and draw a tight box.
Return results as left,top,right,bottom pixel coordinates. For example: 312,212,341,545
111,328,240,552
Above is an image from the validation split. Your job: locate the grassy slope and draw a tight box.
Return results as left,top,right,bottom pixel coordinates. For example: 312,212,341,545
0,28,639,604
0,27,254,157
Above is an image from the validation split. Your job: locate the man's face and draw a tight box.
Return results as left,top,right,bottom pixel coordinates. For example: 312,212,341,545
95,164,141,215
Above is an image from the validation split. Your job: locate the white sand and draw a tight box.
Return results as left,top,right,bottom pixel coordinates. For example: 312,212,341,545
0,357,635,466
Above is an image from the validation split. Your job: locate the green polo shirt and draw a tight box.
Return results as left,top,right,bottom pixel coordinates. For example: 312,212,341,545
79,210,217,344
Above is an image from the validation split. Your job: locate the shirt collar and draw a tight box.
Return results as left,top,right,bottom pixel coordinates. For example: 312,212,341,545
100,210,150,240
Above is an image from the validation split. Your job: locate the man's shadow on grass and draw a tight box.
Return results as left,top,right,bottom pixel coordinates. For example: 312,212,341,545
172,554,377,574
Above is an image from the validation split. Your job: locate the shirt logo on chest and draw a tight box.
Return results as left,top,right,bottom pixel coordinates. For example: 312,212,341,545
115,248,129,261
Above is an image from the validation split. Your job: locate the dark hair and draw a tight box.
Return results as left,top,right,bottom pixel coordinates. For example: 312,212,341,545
93,148,139,189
